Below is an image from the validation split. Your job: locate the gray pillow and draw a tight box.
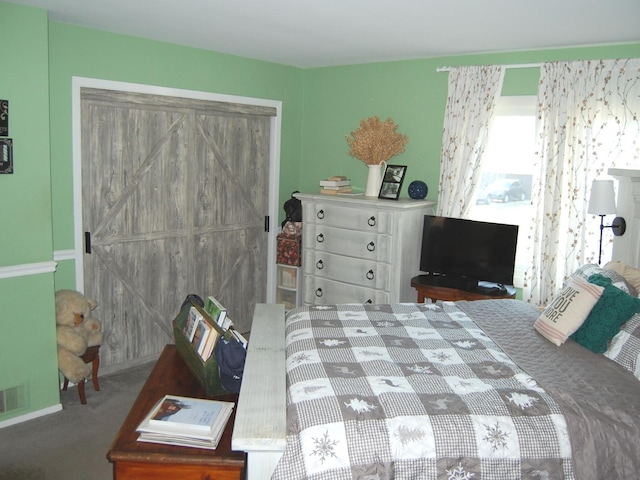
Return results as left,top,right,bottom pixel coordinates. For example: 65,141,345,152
569,263,637,297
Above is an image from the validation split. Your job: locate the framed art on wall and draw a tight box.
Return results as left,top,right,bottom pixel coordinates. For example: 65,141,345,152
378,164,407,200
0,100,8,136
0,138,13,174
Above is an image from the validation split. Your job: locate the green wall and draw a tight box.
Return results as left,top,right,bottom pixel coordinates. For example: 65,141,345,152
2,0,639,423
298,45,640,199
0,2,59,420
2,2,306,423
0,3,54,263
48,23,305,290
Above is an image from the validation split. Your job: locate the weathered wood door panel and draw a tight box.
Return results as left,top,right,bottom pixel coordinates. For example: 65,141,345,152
81,88,271,369
192,112,270,335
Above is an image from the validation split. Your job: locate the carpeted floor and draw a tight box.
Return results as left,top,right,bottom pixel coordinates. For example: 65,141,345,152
0,361,155,480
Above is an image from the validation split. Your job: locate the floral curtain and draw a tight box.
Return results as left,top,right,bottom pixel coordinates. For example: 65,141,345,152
437,65,504,218
524,58,640,305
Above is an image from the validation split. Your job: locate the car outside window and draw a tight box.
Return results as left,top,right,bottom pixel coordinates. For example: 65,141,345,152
469,96,536,287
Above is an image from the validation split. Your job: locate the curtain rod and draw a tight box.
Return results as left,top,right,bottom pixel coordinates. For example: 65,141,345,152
436,62,542,73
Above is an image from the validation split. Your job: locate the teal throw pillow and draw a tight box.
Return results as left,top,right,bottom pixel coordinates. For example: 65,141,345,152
570,274,640,353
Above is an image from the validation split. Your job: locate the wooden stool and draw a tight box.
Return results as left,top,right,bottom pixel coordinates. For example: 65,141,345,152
62,345,101,404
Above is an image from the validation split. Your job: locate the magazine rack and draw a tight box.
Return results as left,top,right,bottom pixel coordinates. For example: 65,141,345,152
172,300,227,396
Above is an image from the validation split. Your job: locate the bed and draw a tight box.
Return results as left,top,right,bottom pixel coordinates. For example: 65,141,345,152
232,267,640,480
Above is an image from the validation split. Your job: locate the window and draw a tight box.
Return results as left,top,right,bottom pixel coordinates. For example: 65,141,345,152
469,96,536,288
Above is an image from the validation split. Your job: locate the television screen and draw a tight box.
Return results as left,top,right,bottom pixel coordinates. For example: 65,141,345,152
419,215,518,288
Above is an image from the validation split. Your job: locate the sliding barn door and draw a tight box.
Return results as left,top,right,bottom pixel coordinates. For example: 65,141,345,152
80,88,273,369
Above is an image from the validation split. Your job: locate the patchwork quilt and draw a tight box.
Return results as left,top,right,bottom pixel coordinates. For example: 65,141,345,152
272,302,574,480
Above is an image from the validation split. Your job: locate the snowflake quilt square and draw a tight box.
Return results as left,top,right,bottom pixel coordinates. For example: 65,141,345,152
287,348,321,370
471,415,520,458
421,347,465,366
299,422,350,475
437,457,481,480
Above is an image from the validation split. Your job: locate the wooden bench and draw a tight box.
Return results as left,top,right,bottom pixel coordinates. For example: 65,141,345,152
232,303,286,480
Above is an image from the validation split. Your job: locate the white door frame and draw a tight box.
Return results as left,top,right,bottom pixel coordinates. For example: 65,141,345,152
71,77,281,302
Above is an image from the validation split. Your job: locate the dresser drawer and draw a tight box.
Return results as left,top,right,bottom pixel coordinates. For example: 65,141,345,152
294,193,436,305
303,276,390,305
304,250,390,291
304,225,391,262
303,202,391,234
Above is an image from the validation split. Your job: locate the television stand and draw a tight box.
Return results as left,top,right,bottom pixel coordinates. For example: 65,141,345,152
411,275,516,303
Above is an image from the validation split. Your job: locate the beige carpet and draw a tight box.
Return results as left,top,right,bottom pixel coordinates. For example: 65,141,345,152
0,361,155,480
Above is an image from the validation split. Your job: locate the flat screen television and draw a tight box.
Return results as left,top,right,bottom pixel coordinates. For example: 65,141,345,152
419,215,518,291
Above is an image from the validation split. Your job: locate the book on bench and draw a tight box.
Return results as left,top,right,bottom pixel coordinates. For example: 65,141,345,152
136,394,234,450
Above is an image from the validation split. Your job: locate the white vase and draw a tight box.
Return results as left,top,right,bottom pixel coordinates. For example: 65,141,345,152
364,162,386,197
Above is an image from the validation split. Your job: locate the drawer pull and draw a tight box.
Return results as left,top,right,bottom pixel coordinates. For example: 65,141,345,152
368,216,376,227
316,233,325,243
315,288,323,298
316,259,324,270
366,269,374,280
367,241,375,252
365,299,373,304
317,209,325,219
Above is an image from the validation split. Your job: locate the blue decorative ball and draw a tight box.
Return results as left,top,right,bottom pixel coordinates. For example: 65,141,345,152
408,180,428,200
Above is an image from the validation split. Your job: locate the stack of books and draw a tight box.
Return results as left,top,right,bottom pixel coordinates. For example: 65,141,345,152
184,306,219,361
136,394,234,450
320,176,352,195
182,296,248,361
204,295,248,349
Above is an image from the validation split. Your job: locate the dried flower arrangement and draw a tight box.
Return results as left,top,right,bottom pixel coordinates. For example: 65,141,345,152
346,116,409,165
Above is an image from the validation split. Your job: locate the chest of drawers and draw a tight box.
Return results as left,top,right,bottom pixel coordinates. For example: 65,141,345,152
295,193,435,305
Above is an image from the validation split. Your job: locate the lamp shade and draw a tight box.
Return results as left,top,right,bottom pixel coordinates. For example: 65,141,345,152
588,179,617,215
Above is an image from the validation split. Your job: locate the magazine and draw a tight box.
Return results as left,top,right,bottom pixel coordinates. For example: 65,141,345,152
136,394,234,449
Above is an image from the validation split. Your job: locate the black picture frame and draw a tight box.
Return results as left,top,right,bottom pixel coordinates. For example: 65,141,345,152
0,100,8,137
0,138,13,174
378,164,407,200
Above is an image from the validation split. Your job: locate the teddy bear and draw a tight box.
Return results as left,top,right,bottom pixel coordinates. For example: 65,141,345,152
55,289,103,383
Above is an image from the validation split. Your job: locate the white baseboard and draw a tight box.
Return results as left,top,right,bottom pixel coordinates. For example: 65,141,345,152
0,403,62,429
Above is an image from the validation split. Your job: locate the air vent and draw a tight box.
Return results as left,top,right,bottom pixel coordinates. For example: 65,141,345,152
0,385,26,413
